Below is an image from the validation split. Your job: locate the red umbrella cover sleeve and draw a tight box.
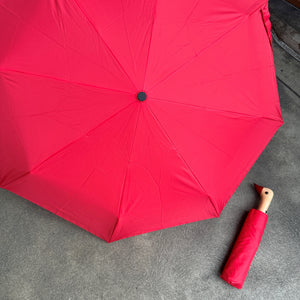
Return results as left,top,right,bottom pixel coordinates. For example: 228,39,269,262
220,209,268,289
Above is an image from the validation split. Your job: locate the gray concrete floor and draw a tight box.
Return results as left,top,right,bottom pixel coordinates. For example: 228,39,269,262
1,20,300,300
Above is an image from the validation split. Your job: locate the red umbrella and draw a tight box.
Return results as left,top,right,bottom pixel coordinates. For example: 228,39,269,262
0,1,283,242
221,184,274,289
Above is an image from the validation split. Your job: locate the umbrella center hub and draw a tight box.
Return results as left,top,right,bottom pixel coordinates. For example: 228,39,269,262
137,92,147,101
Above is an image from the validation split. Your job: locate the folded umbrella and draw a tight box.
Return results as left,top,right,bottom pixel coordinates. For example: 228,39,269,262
0,1,283,242
221,184,274,289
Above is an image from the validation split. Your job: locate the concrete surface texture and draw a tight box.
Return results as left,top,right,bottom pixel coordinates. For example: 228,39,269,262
1,5,300,300
270,0,300,61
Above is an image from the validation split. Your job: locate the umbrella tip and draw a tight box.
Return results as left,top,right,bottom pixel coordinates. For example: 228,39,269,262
254,183,263,195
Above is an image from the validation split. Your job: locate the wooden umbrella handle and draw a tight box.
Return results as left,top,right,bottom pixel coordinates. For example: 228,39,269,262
256,186,274,213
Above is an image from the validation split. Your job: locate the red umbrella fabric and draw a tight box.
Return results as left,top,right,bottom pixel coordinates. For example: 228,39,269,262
0,0,283,242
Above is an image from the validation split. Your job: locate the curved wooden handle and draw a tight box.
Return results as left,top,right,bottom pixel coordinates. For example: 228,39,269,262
254,184,274,213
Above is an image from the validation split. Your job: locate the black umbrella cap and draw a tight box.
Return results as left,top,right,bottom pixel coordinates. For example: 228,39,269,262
137,91,147,101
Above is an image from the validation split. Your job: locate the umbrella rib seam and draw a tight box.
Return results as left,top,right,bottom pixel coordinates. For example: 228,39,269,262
1,101,137,188
0,3,136,87
148,14,249,92
146,104,219,216
121,0,136,82
142,0,158,90
148,6,269,93
150,64,274,97
110,105,142,242
150,96,283,122
72,0,138,91
0,68,134,95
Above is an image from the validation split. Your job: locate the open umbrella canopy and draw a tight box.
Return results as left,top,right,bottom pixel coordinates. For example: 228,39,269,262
0,0,283,242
